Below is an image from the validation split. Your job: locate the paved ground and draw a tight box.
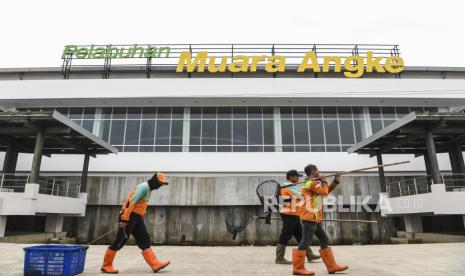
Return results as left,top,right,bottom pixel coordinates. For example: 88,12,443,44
1,243,465,275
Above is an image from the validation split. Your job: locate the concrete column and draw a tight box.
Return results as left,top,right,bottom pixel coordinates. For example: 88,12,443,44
81,153,90,193
404,214,423,233
376,151,386,193
424,131,442,184
2,141,19,174
44,214,64,233
29,131,44,183
0,216,6,238
449,144,465,174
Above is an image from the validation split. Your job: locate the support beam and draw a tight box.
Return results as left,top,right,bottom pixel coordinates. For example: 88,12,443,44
2,141,19,174
400,127,465,135
81,153,90,193
424,153,432,176
449,144,465,174
373,135,422,156
44,214,64,233
0,127,71,135
404,215,423,233
47,134,95,157
0,216,6,238
425,131,442,184
376,151,386,193
29,130,45,183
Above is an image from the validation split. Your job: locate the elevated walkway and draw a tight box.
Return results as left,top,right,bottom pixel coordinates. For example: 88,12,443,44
0,111,117,238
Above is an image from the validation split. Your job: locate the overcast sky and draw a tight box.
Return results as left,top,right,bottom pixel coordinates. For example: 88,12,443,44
1,0,464,68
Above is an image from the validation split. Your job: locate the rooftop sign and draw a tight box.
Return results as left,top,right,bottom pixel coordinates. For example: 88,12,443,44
61,44,403,78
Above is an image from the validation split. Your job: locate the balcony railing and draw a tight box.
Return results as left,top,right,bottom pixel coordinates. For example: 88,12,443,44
386,176,432,197
0,173,81,198
386,173,465,197
442,173,465,192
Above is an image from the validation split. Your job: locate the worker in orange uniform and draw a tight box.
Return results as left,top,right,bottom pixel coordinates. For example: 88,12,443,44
292,165,348,275
276,170,320,264
101,172,171,274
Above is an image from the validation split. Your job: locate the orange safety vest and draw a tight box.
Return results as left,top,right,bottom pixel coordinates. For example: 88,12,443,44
299,180,333,223
280,186,302,216
120,188,149,221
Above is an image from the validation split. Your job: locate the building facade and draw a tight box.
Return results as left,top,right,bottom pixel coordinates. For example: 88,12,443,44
1,44,465,244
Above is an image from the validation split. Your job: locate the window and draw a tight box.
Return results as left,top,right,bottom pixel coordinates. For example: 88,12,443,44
189,107,275,152
34,105,441,153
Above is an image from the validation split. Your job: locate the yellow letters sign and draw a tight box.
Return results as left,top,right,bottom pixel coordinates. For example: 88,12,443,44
176,51,404,77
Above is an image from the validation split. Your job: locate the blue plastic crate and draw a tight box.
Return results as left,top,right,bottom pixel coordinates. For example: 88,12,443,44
23,245,89,276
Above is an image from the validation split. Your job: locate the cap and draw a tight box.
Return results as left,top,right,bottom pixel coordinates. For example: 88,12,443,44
286,169,303,179
156,172,169,185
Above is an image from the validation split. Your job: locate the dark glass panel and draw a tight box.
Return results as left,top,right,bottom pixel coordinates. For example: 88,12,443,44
308,107,322,119
308,120,324,144
281,120,294,145
157,107,171,119
233,120,247,145
202,107,217,119
233,107,247,119
293,107,307,119
142,107,156,119
217,120,232,145
155,120,170,145
201,120,216,145
280,107,292,119
294,120,309,145
337,107,352,119
263,120,274,145
170,120,183,145
324,120,340,145
109,120,125,145
339,120,355,144
323,107,337,119
189,120,201,146
112,107,126,119
127,107,141,119
247,107,262,119
140,120,155,145
125,120,141,145
248,120,263,145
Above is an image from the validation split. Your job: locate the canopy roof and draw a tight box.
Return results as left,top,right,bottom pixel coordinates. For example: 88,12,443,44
0,111,117,156
348,112,465,156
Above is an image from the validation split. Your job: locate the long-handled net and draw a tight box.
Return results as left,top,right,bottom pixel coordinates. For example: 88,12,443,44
225,180,281,239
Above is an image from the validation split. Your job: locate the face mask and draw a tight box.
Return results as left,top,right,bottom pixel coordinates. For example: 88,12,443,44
148,174,163,190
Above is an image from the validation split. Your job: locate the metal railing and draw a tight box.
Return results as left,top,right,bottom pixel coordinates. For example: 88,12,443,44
0,173,81,198
62,43,401,79
386,176,432,198
441,173,465,192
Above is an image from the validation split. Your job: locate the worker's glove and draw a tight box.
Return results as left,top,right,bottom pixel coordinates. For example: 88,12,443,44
333,172,343,185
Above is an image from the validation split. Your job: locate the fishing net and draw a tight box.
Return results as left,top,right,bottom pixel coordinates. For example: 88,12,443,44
225,209,251,240
256,180,281,224
225,180,281,239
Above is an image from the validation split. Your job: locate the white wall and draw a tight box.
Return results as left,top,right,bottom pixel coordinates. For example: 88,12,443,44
0,184,87,216
1,78,465,108
13,151,453,174
380,184,465,216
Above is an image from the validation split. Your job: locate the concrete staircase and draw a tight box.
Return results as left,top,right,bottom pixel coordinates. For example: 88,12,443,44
0,232,67,243
390,231,422,244
391,231,465,244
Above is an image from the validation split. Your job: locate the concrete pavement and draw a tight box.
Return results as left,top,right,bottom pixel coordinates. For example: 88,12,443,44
1,243,465,275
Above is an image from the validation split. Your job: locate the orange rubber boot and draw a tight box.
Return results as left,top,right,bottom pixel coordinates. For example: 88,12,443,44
101,248,119,274
319,247,349,274
292,249,315,275
141,248,171,272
